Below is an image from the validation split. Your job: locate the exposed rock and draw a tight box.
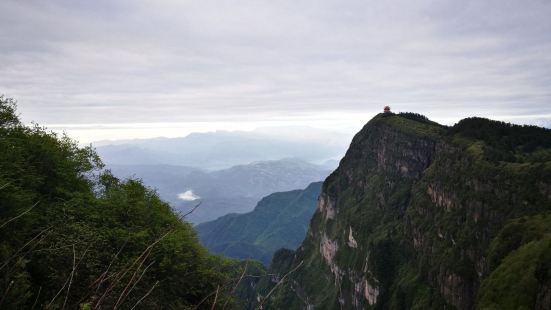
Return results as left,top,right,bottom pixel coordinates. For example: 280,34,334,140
427,183,456,210
438,272,473,310
320,233,338,265
347,226,358,248
254,114,551,310
318,193,336,220
364,280,379,305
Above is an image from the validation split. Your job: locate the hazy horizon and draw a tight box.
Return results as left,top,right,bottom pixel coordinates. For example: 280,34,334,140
33,112,551,145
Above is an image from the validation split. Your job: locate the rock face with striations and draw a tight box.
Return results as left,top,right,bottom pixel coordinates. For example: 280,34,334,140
254,113,551,309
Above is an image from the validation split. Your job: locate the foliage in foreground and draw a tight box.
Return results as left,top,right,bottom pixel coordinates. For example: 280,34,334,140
0,96,257,309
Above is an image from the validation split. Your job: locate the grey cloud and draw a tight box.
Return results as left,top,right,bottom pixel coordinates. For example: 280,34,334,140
0,0,550,128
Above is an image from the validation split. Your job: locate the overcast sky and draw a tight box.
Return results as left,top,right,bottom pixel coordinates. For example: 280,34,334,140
1,0,550,142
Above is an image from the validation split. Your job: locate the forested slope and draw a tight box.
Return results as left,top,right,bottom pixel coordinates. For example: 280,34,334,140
254,112,551,310
0,96,248,309
196,182,322,265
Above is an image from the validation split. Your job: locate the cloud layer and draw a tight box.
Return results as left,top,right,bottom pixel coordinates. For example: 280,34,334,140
1,0,550,139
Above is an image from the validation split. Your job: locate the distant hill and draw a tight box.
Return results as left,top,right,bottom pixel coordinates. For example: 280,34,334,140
109,159,330,223
94,128,349,170
196,182,322,265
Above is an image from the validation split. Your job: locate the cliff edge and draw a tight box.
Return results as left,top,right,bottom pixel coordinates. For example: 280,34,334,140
255,112,551,310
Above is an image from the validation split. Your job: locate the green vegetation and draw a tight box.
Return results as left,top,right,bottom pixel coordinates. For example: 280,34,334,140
477,213,551,309
398,112,442,126
449,117,551,162
0,96,256,309
380,112,447,137
196,182,322,265
254,113,551,310
478,237,551,309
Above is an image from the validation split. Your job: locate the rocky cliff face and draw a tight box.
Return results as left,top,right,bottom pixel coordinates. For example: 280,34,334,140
254,113,551,309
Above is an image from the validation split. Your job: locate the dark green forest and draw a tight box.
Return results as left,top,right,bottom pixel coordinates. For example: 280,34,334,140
0,96,262,309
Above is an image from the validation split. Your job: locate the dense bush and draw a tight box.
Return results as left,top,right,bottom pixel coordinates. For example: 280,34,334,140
0,96,244,309
450,117,551,162
397,112,440,126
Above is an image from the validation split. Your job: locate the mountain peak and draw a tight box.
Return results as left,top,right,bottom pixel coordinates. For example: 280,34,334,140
254,114,551,309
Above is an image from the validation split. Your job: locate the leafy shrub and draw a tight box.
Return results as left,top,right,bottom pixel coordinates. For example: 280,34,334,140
0,96,241,309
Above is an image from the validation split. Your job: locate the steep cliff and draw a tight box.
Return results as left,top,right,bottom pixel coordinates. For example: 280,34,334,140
255,113,551,309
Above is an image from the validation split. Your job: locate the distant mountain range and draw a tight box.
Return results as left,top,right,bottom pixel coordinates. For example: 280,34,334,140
94,128,349,170
196,182,322,265
108,159,331,224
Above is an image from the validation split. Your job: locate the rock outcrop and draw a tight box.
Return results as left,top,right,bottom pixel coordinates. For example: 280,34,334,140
254,113,551,309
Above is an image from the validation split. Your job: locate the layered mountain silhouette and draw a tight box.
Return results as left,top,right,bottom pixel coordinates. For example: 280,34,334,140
95,128,348,170
109,158,330,223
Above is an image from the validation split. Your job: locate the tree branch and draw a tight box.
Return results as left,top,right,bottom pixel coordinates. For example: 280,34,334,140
130,281,159,310
255,260,304,310
0,201,40,229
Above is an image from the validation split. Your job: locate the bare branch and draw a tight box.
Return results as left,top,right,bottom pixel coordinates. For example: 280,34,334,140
6,231,49,277
0,201,40,229
192,282,235,310
223,260,249,310
47,244,90,309
211,285,220,310
130,281,159,310
113,247,154,309
94,230,171,309
256,260,304,310
180,201,203,220
62,245,77,310
94,205,202,309
193,270,281,310
31,286,42,310
0,226,51,271
119,260,156,308
89,239,128,293
0,278,14,308
0,182,10,190
179,201,202,220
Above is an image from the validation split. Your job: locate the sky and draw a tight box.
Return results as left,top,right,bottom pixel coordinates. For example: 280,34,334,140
1,0,550,143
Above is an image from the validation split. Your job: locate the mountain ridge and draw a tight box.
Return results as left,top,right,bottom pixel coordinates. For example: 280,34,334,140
95,129,348,170
196,182,322,265
252,112,551,309
109,158,330,223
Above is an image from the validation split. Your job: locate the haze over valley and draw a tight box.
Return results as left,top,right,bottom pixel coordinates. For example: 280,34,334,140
107,158,331,224
96,127,345,223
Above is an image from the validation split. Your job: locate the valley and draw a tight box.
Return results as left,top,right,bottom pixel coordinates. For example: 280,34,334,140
107,159,331,224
